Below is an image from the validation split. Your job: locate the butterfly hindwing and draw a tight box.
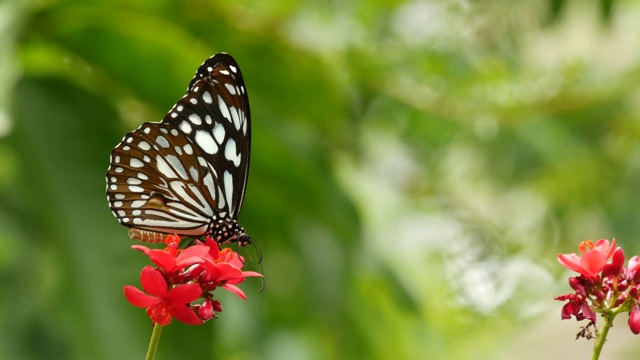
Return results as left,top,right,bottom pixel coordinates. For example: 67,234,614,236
107,122,225,235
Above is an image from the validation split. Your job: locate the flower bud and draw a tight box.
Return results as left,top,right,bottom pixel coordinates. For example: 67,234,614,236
629,303,640,334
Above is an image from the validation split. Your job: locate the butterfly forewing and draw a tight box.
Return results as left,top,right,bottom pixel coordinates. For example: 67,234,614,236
162,55,250,218
106,53,251,243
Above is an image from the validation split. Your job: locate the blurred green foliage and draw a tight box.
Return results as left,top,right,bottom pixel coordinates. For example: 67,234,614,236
2,0,640,359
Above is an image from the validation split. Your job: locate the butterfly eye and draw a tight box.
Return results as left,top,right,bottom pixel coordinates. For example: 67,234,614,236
106,53,251,244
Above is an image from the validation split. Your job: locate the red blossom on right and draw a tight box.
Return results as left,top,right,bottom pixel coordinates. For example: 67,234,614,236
555,238,640,336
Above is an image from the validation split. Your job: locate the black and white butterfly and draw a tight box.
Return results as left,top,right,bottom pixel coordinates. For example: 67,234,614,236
106,53,251,245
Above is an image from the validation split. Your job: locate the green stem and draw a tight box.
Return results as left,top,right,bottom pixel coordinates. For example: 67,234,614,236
145,323,163,360
592,315,613,360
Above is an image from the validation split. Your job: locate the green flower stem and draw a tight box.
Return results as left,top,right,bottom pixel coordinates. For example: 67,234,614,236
592,314,612,360
146,323,163,360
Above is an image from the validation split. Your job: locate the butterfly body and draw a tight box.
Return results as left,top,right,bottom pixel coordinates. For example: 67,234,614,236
106,53,251,245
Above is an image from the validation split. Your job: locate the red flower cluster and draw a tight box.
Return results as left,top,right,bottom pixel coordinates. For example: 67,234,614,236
556,238,640,334
123,234,262,326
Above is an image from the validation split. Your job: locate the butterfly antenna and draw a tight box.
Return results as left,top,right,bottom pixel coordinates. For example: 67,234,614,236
249,237,265,292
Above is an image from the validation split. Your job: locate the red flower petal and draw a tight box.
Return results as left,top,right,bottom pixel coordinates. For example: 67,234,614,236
222,284,247,299
241,270,263,278
165,283,203,305
557,254,588,275
175,245,208,268
131,245,152,254
123,285,160,308
580,251,606,277
594,238,616,259
140,266,168,297
147,250,178,272
169,304,202,325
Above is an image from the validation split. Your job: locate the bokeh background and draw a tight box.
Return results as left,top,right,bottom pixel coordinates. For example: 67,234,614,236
1,0,640,359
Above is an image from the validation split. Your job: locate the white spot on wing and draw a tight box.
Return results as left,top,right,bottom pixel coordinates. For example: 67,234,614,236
224,83,237,95
139,141,151,151
218,95,231,122
156,136,170,148
166,154,189,180
129,185,144,193
223,171,234,213
229,105,240,130
131,200,146,208
202,172,217,202
189,166,199,182
180,121,192,134
156,155,178,179
224,139,241,167
203,91,213,104
130,158,144,168
189,113,202,125
127,178,142,185
213,122,225,144
183,144,193,155
195,130,218,154
242,112,248,134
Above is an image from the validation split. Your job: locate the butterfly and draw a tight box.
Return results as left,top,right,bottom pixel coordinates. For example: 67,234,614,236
106,53,251,246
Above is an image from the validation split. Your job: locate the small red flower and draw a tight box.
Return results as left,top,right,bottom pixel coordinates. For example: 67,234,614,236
124,234,262,325
124,266,203,326
557,238,617,278
197,238,263,299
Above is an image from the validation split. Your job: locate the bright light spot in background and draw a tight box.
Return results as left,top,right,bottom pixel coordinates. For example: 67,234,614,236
0,111,11,137
0,1,22,138
285,5,365,54
392,0,474,48
336,126,554,314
